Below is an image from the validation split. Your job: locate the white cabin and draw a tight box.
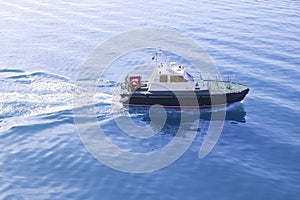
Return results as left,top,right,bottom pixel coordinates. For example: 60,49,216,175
147,62,208,92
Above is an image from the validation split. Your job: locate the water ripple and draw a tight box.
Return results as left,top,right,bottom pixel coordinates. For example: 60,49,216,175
1,0,300,199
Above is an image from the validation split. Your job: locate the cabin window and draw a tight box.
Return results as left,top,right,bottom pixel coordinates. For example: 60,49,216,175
170,75,187,82
160,75,168,82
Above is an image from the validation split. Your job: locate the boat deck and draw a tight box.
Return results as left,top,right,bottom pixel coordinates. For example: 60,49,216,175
205,80,248,94
116,80,248,96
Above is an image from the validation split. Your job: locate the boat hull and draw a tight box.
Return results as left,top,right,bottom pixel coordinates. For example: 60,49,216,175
121,88,249,108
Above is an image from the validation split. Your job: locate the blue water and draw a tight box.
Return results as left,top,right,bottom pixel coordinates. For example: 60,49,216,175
1,0,300,199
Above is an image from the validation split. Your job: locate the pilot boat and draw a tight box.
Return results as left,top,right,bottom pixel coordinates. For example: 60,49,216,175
117,52,249,108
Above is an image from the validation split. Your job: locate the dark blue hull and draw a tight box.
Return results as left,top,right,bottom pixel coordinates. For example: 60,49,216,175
121,88,249,108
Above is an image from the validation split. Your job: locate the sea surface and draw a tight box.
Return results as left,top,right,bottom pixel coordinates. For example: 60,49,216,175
0,0,300,199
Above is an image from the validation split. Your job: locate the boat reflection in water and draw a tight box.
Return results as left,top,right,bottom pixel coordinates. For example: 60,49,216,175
126,102,247,135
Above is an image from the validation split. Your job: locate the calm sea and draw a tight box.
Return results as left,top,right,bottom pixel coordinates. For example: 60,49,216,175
0,0,299,199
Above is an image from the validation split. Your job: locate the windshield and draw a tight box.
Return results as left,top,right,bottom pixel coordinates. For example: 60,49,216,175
184,72,194,81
